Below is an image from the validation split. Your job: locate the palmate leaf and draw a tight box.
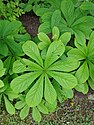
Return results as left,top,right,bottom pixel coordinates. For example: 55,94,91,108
22,41,43,66
26,75,44,107
48,71,77,89
45,41,65,68
10,72,42,93
44,74,57,104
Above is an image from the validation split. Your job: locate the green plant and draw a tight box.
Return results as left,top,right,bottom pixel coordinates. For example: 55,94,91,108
80,1,94,16
67,31,94,94
0,20,30,57
0,0,24,21
0,59,19,115
35,0,94,45
10,27,79,122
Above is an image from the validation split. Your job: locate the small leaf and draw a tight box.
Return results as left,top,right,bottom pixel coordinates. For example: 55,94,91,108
22,41,43,66
45,101,57,113
20,105,30,120
38,32,51,43
32,107,41,122
38,22,51,34
38,32,51,50
44,74,57,104
59,32,71,45
26,75,44,107
63,89,73,98
45,41,65,68
75,61,89,84
37,103,48,114
75,83,88,94
4,96,15,115
15,101,26,109
52,26,60,40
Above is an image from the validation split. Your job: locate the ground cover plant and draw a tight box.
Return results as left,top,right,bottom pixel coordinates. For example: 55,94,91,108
0,0,94,124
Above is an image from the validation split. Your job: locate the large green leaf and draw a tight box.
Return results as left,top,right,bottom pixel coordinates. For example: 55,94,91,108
45,41,65,68
26,75,44,107
75,61,89,84
4,96,15,115
44,74,57,104
48,57,80,72
61,0,74,26
48,71,77,89
22,41,43,66
11,72,41,93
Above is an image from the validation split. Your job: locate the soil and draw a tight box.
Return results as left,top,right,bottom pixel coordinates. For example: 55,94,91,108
19,12,40,37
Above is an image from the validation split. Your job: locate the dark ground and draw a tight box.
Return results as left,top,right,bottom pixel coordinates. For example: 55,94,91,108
0,13,94,125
